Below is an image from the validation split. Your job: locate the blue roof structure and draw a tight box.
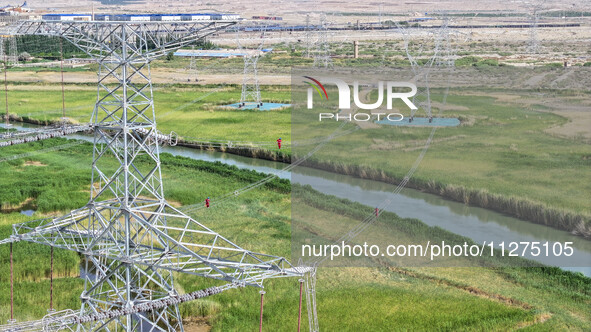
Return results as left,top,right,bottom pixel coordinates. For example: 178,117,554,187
42,13,240,21
43,13,91,16
174,50,248,58
221,103,291,111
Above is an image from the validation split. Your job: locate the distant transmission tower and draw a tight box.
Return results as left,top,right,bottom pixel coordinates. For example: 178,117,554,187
398,15,453,122
313,14,333,68
238,25,267,108
1,37,8,128
436,17,458,68
8,36,17,66
528,0,547,54
528,6,540,53
305,14,312,58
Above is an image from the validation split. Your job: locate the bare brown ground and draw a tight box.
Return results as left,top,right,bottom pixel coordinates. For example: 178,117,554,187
458,91,591,142
24,160,47,166
183,318,211,332
545,107,591,141
5,69,292,86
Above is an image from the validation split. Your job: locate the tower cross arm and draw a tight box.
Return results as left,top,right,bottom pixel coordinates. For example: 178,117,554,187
2,204,304,287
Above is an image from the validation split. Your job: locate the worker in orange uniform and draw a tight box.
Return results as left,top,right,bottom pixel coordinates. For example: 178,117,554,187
277,137,282,149
205,197,210,208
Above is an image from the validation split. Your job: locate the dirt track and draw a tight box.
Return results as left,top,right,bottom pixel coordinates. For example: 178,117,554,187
6,69,292,86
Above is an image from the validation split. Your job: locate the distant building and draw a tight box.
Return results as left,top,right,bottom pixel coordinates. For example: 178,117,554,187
41,13,241,22
174,48,270,59
42,14,92,21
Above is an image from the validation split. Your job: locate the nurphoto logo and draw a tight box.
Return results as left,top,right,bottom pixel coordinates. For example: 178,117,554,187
303,76,418,122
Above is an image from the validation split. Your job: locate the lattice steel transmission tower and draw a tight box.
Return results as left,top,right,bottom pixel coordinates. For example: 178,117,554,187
1,37,7,127
313,14,332,69
8,36,17,66
1,17,305,331
528,1,546,54
303,264,319,332
237,25,267,108
304,14,312,58
528,3,541,54
397,16,453,122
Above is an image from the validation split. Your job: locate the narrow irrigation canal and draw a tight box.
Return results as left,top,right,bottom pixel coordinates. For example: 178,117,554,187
3,123,591,276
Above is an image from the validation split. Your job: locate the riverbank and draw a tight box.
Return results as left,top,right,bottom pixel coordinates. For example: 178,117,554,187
298,158,591,239
5,116,591,240
177,139,291,163
291,184,591,330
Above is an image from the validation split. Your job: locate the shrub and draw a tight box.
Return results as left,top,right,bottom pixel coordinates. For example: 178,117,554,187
455,56,481,66
544,62,564,68
474,59,499,67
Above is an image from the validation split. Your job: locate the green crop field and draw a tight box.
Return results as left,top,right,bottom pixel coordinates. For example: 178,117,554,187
0,140,589,330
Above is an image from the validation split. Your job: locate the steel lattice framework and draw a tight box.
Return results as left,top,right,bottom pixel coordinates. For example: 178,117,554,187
397,16,452,122
304,14,312,58
237,25,267,107
8,35,18,66
527,0,547,54
0,18,305,331
313,14,332,69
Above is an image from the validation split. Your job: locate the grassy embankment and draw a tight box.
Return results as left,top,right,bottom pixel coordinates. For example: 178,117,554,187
294,87,591,237
0,139,589,330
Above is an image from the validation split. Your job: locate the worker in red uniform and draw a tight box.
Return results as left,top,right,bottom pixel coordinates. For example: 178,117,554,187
205,197,210,208
277,137,282,149
375,207,379,217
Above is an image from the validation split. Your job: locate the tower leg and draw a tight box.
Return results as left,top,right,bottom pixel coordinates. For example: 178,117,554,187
49,246,54,313
298,279,304,332
259,290,265,332
9,242,14,324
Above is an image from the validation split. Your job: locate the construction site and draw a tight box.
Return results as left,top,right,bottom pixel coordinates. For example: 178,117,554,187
0,0,589,331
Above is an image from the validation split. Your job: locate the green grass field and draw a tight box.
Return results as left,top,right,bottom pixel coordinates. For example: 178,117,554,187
5,84,291,144
293,87,591,235
0,140,589,330
6,76,590,227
